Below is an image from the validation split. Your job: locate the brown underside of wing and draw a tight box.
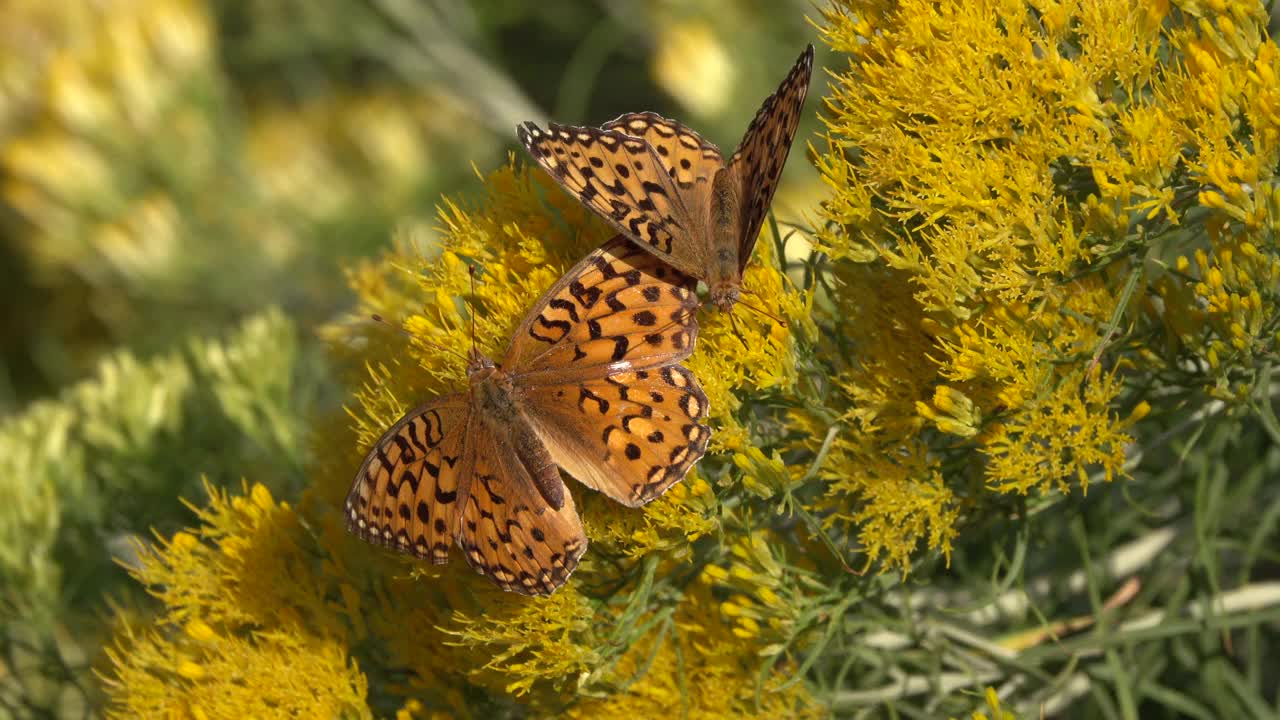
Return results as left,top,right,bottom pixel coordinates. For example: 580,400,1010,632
727,44,814,272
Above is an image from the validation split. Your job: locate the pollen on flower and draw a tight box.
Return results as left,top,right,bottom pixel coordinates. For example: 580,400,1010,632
169,531,199,552
702,565,730,582
176,660,205,680
1127,401,1152,425
184,620,217,642
732,617,760,639
918,386,981,438
250,483,274,510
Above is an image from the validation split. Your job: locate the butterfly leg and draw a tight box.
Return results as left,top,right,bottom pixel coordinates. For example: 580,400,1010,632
734,295,789,330
728,310,751,350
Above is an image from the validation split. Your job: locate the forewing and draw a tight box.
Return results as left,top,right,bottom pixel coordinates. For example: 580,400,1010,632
345,396,471,564
727,44,814,271
503,235,700,378
518,122,699,273
457,427,587,596
524,364,711,507
600,111,724,189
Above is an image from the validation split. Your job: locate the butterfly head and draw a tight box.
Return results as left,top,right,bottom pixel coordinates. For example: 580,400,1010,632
466,347,497,379
709,283,740,313
716,284,789,334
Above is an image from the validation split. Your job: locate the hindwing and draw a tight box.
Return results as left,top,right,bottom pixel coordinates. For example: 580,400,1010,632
346,397,471,564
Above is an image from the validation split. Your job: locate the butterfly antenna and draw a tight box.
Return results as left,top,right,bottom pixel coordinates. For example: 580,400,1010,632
468,264,479,356
370,314,412,339
369,314,467,362
736,296,789,330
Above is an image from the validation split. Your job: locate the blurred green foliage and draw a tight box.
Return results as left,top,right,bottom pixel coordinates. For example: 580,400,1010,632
0,308,325,716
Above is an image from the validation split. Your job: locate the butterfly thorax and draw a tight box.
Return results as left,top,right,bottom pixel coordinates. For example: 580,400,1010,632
470,366,567,511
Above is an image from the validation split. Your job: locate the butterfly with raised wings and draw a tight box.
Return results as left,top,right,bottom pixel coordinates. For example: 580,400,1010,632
518,45,813,313
345,236,712,596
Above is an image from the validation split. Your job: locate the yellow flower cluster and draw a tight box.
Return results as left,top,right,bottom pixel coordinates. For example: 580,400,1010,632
106,463,819,715
1159,228,1280,396
566,584,823,720
699,532,801,644
813,0,1280,569
583,472,719,558
103,482,369,718
105,624,369,720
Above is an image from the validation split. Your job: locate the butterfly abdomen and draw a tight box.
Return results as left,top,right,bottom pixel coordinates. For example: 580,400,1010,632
709,167,743,306
474,372,567,511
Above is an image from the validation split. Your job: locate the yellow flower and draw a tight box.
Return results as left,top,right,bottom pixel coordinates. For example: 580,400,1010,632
175,660,205,681
106,625,370,718
957,686,1018,720
733,446,798,499
103,483,371,717
813,0,1280,569
916,386,982,438
183,620,217,642
566,585,822,718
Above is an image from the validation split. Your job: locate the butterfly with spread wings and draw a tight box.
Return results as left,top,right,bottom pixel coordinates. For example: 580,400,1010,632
518,45,813,313
345,236,712,596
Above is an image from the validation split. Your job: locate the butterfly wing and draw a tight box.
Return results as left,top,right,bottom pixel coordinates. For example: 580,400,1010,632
726,44,814,272
503,236,710,507
502,235,700,379
518,122,704,277
522,365,710,507
345,396,472,564
599,111,724,189
457,425,587,596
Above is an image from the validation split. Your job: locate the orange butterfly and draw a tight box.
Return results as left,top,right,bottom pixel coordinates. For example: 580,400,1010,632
346,236,711,595
518,45,813,313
